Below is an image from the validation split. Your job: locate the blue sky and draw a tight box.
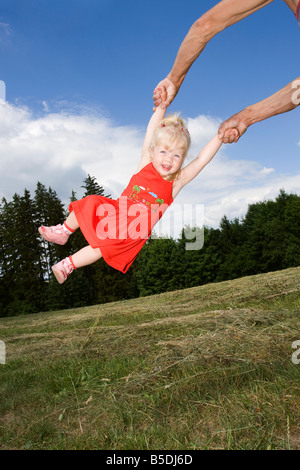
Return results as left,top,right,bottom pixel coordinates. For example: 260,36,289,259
0,0,299,232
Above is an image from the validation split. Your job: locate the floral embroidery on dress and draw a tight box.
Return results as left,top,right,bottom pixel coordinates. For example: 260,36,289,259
128,185,164,208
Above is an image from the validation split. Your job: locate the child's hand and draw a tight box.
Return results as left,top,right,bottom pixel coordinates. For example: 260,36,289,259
221,128,240,144
218,114,248,143
152,86,168,112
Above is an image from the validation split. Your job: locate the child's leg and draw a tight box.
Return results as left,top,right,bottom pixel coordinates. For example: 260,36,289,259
64,211,80,232
52,246,102,284
71,246,102,268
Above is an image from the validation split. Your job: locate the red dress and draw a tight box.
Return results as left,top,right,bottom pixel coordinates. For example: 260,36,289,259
69,163,174,273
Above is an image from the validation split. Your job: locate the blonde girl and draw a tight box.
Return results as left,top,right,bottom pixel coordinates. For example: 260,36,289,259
39,89,222,283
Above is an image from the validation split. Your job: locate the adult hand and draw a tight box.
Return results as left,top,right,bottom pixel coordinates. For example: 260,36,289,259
153,76,178,111
218,114,248,143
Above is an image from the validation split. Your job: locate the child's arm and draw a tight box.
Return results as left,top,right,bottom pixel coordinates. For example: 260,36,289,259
172,134,222,198
136,89,167,172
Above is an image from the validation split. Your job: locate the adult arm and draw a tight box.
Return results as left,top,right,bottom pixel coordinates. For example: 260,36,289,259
153,0,274,109
218,77,300,143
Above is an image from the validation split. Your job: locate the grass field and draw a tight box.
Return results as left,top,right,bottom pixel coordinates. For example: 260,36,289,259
0,267,300,450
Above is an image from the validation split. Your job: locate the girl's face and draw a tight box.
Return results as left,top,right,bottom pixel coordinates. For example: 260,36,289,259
151,143,186,180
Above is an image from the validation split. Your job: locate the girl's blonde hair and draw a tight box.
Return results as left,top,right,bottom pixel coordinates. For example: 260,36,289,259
149,113,191,157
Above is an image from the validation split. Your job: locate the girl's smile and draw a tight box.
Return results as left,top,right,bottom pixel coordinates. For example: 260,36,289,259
151,145,185,179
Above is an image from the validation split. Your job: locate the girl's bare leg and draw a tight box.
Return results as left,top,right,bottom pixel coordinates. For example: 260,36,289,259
65,211,80,231
71,246,102,268
52,245,102,284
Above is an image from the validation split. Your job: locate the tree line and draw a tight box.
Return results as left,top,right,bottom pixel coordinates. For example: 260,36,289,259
0,177,299,317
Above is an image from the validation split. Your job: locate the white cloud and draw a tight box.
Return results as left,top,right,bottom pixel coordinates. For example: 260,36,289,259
0,101,299,236
0,101,142,204
42,101,49,112
0,22,11,38
0,22,12,48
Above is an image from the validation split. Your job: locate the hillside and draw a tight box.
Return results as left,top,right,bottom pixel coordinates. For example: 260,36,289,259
0,267,300,450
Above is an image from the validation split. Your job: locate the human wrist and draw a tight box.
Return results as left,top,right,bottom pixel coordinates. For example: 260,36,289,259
167,71,185,91
235,107,254,128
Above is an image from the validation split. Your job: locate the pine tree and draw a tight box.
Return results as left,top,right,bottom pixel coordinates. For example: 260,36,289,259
216,216,246,280
81,174,110,197
0,198,14,315
282,192,300,267
136,237,185,296
35,182,68,280
0,190,46,315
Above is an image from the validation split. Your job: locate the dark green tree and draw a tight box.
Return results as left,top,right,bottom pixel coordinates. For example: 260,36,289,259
82,174,110,197
282,191,300,267
136,236,186,296
0,190,45,315
216,216,246,281
35,182,68,279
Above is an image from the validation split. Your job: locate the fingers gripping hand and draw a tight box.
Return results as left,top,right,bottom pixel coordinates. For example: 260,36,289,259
152,86,168,111
222,128,240,144
218,115,248,144
153,77,178,111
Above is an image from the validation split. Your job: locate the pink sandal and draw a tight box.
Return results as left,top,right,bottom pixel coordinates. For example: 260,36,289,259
38,224,69,245
52,258,74,284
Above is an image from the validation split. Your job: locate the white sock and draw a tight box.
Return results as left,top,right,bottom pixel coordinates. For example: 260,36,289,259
62,223,73,235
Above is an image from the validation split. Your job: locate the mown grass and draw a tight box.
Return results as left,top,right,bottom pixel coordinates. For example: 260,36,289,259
0,267,300,450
